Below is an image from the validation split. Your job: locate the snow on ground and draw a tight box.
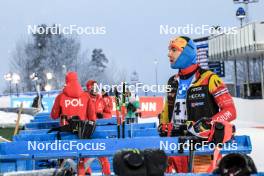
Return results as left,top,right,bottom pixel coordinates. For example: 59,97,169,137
3,169,58,176
0,111,33,128
232,98,264,171
236,127,264,172
0,96,10,108
233,97,264,124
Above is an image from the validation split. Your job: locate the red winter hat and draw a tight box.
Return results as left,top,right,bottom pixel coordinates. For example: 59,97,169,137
86,80,97,91
63,71,83,98
65,72,78,84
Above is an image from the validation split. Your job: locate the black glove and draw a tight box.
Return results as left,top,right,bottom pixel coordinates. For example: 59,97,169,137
158,123,167,137
96,113,103,119
171,123,188,136
127,102,137,112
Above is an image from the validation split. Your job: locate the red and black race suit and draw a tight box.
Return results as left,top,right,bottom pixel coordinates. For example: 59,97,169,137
186,81,219,122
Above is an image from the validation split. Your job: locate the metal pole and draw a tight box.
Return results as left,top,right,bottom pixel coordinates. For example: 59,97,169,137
246,57,251,97
261,55,264,99
234,60,238,97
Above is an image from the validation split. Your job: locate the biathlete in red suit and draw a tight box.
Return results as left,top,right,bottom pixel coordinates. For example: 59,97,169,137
159,36,236,173
102,89,113,119
50,72,96,176
84,80,111,175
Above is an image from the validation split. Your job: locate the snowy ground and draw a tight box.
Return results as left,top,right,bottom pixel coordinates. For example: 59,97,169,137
236,127,264,172
233,98,264,171
0,111,33,128
0,96,10,108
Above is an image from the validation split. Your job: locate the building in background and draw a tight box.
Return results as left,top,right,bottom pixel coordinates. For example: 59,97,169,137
208,21,264,99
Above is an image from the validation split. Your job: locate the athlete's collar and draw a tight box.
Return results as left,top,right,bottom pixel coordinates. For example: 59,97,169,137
179,64,199,79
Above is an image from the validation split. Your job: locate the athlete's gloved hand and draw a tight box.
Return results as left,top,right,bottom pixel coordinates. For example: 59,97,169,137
187,118,212,139
208,120,235,144
193,117,212,133
158,123,167,137
127,102,137,112
171,123,188,136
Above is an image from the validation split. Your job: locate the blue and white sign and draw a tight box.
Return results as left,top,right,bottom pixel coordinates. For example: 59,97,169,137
236,7,246,19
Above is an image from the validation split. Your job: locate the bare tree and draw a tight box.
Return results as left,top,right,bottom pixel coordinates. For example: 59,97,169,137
9,24,127,93
10,24,80,91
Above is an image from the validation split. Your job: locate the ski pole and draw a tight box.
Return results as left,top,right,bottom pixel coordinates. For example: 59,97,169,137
121,82,126,138
114,87,121,139
188,138,195,173
130,120,133,138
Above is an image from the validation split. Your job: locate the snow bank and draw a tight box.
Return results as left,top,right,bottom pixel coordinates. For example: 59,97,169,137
233,98,264,124
0,96,10,108
236,128,264,172
0,111,33,128
3,169,57,176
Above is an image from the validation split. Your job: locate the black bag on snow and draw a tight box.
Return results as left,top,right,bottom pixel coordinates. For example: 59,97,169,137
113,149,167,176
213,153,257,176
113,150,147,176
143,149,167,176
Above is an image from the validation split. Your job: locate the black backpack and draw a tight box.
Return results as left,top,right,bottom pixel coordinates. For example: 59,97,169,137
213,153,257,176
113,150,147,176
113,149,167,176
143,149,167,176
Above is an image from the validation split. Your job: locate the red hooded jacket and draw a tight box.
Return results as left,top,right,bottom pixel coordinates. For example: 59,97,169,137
102,95,113,118
85,80,112,119
51,72,96,125
87,93,113,119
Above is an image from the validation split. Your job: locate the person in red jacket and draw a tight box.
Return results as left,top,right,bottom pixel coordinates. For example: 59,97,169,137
102,88,113,119
50,72,96,176
51,72,96,124
84,80,111,175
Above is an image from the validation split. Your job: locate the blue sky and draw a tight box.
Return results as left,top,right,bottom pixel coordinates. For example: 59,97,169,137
0,0,263,92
